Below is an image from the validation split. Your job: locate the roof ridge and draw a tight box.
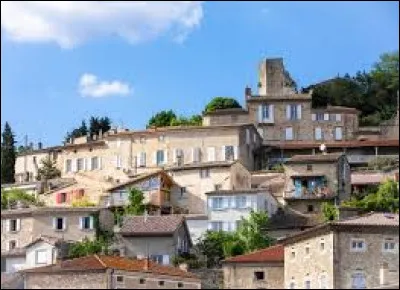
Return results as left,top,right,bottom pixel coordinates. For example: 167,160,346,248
94,254,107,268
224,244,283,261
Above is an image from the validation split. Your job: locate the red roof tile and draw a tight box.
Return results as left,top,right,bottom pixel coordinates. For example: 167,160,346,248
23,255,199,280
223,245,284,264
120,215,184,236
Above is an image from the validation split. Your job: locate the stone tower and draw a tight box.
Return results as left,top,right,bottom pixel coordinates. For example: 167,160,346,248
258,58,297,96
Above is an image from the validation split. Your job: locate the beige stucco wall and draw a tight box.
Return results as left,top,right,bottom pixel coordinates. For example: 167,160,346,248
1,216,34,250
284,232,335,289
15,151,51,182
223,262,284,289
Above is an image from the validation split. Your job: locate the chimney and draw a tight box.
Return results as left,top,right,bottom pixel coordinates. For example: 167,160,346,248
245,86,252,100
144,258,150,271
38,142,43,150
99,129,103,139
179,263,188,272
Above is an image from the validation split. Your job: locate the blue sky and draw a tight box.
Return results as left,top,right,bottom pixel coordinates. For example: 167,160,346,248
1,1,399,147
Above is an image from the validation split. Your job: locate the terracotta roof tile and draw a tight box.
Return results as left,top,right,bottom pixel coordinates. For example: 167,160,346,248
269,139,399,149
351,173,386,185
23,255,199,280
120,215,184,236
223,245,284,263
333,212,399,227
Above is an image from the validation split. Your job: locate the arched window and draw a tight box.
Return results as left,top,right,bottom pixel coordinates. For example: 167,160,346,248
351,272,366,289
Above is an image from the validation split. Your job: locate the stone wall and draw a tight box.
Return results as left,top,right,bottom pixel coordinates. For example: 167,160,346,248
191,268,223,289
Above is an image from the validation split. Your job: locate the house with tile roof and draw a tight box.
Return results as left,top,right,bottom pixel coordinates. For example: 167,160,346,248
114,215,191,266
22,254,201,289
222,245,284,289
281,212,399,289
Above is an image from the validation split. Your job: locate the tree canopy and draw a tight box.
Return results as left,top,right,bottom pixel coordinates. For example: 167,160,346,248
1,122,16,184
204,97,242,113
303,50,399,126
147,110,202,128
342,179,399,213
37,156,61,181
124,187,146,216
65,116,111,142
1,189,44,209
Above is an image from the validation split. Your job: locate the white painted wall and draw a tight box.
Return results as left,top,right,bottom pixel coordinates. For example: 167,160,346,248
5,257,26,273
25,241,57,270
185,218,208,244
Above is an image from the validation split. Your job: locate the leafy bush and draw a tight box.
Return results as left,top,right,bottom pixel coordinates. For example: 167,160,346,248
270,163,285,173
322,202,339,222
1,189,44,209
71,197,96,207
68,237,109,259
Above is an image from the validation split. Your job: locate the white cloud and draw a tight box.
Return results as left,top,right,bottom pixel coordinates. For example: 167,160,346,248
78,73,132,98
0,1,203,49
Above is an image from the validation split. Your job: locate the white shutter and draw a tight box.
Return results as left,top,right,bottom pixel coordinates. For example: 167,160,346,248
246,129,250,144
136,153,141,167
315,128,322,140
62,217,67,231
16,219,21,231
89,216,94,229
72,159,77,172
258,105,263,123
286,105,291,120
233,146,239,160
5,220,10,233
64,159,68,173
207,198,213,210
269,104,274,122
312,113,316,121
246,197,252,208
88,158,93,171
173,149,177,163
208,147,215,162
98,157,102,169
223,222,229,232
324,113,329,121
336,114,342,122
162,255,170,265
164,150,168,164
285,127,293,140
222,146,226,161
52,218,56,230
191,148,195,163
296,104,302,120
335,127,343,140
223,197,229,209
142,152,147,167
79,217,83,230
207,223,213,230
230,196,236,208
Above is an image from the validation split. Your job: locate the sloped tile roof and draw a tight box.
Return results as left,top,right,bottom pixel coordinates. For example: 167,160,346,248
333,212,399,227
23,255,199,280
351,173,386,185
223,245,284,264
119,215,184,236
287,153,343,163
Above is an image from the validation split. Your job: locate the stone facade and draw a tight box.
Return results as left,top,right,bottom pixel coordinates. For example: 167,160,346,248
223,262,284,289
24,271,108,289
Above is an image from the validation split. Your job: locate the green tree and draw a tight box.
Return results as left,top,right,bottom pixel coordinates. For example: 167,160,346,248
147,110,177,128
371,51,399,91
68,237,108,259
1,189,44,209
65,116,111,142
343,179,399,213
37,156,61,181
124,188,146,215
1,122,16,184
204,97,242,113
196,230,234,268
321,202,339,222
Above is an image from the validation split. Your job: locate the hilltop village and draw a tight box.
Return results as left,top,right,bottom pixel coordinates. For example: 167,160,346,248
2,58,399,289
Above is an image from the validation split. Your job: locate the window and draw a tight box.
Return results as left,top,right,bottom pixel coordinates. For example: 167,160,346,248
351,272,366,289
289,282,296,289
305,245,310,255
9,240,16,250
224,146,234,161
236,196,247,208
351,239,366,252
80,216,92,230
158,281,165,286
66,159,72,173
207,147,216,162
178,282,183,288
156,150,165,165
316,113,324,121
320,273,328,289
307,165,312,171
304,280,311,289
116,276,124,282
164,191,171,202
91,157,99,170
246,129,251,144
211,198,223,210
180,187,186,198
315,127,323,140
200,169,210,179
335,114,342,122
291,248,296,259
285,127,293,140
9,219,18,232
35,249,47,265
139,152,146,167
139,278,146,284
383,239,397,252
320,240,325,251
307,205,314,212
287,104,301,120
210,221,223,231
140,137,146,144
150,255,163,264
334,127,343,140
54,217,65,231
158,135,165,142
260,104,270,122
77,158,84,171
60,192,67,203
254,271,265,280
115,155,122,169
193,147,201,163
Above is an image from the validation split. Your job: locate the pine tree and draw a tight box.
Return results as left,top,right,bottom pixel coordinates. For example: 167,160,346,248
37,156,61,181
1,122,16,184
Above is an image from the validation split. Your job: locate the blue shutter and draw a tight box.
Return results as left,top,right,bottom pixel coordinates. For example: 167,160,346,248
294,179,302,197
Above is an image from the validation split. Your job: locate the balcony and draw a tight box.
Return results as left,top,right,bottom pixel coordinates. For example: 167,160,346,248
284,186,336,200
347,154,398,164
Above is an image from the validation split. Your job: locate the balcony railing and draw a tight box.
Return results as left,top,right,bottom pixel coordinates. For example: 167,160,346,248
284,187,336,199
347,154,398,164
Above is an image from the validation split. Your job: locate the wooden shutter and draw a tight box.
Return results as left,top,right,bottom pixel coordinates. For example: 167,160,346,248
336,114,342,122
296,104,302,119
286,105,291,120
269,104,274,122
312,113,316,121
89,216,94,229
221,146,226,161
258,105,263,123
63,159,68,173
233,146,239,160
208,147,215,162
173,149,177,163
52,218,57,230
153,152,157,165
79,217,83,230
164,150,168,164
62,217,67,231
16,219,21,232
98,157,102,169
324,113,329,121
72,159,77,172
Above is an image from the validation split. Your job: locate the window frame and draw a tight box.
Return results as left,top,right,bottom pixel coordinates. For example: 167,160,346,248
35,249,48,265
254,271,265,281
382,238,397,253
77,158,84,171
350,239,367,252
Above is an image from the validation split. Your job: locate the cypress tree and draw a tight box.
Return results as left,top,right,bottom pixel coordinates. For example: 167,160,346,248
1,122,16,184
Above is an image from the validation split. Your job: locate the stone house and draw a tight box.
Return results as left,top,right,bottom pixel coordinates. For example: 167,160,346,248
222,245,284,289
282,212,399,289
282,153,351,214
115,215,192,266
205,188,279,232
1,207,114,273
23,254,201,289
